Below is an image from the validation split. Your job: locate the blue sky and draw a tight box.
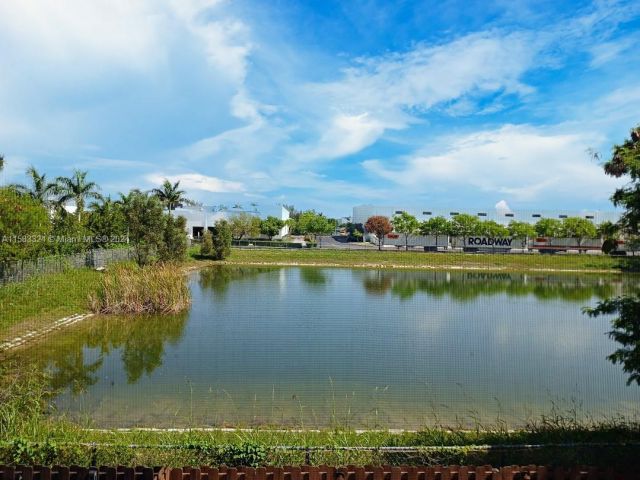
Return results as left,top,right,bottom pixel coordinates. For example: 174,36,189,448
1,0,639,217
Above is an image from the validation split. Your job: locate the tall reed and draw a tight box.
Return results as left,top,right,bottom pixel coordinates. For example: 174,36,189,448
89,263,191,314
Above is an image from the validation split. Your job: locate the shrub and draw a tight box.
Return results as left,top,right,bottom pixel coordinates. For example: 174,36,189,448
0,187,51,261
212,220,232,260
200,230,213,256
89,263,191,314
160,215,188,262
218,442,267,467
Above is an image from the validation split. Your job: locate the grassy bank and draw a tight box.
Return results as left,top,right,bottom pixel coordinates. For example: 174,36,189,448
0,268,101,339
193,248,639,273
1,365,638,468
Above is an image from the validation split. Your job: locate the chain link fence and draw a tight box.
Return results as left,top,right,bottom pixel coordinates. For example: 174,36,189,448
0,248,135,285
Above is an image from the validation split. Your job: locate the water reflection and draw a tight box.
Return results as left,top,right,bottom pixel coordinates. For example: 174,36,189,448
198,266,276,296
20,313,187,392
9,266,640,428
299,268,328,286
356,270,624,302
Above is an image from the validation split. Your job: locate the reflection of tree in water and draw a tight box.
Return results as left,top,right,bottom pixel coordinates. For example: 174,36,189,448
299,268,327,286
86,314,187,383
48,349,103,394
198,266,276,296
585,297,640,386
21,313,188,393
362,271,393,295
358,270,628,303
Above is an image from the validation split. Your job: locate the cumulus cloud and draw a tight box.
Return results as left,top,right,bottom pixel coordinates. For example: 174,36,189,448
146,173,245,193
495,200,512,215
362,124,623,203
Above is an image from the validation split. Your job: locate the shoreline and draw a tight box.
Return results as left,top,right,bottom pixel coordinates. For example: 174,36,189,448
195,259,629,275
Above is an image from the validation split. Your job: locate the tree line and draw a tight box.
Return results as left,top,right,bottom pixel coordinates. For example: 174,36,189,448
362,211,609,250
0,165,196,265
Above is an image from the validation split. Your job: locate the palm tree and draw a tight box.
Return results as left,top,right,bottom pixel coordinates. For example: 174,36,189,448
55,169,102,221
13,166,58,206
151,179,188,211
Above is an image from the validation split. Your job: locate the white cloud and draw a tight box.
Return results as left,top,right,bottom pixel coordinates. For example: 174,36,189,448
495,200,512,215
362,124,623,203
286,30,541,162
146,173,245,193
589,37,636,68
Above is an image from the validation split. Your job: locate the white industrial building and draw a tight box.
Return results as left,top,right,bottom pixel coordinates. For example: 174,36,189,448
352,205,620,227
171,204,290,239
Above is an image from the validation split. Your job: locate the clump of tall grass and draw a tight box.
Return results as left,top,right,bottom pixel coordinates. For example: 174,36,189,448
0,362,53,438
89,263,191,314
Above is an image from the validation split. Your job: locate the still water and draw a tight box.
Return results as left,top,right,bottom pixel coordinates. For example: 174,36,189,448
16,266,640,428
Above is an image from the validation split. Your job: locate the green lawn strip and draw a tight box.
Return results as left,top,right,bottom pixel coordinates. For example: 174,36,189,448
3,421,639,467
0,268,101,339
191,248,636,273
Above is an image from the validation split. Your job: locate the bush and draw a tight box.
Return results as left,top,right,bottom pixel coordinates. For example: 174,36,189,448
200,230,213,256
212,220,232,260
160,215,188,262
0,187,51,261
89,263,191,314
218,442,267,467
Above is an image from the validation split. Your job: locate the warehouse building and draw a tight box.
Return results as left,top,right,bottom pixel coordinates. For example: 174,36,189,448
352,205,620,227
171,204,290,239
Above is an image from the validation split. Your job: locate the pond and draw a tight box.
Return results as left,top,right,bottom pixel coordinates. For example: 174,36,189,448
11,266,640,429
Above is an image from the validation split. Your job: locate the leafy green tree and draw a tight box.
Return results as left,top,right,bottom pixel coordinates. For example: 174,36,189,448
583,124,640,386
601,125,640,234
297,210,333,244
229,212,261,240
260,216,285,240
123,192,165,266
0,154,4,172
420,216,450,247
449,214,482,245
597,221,621,254
584,297,640,385
12,166,57,207
508,220,536,239
200,230,213,256
151,179,190,211
365,215,393,250
159,215,188,262
479,220,509,237
0,187,51,261
86,196,127,249
534,218,563,237
212,219,232,260
561,217,597,250
55,169,102,221
597,220,620,239
508,220,536,248
392,211,419,250
49,209,92,254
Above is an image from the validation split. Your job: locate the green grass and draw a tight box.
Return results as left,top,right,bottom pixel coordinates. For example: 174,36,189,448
0,268,101,338
3,364,638,468
192,247,639,273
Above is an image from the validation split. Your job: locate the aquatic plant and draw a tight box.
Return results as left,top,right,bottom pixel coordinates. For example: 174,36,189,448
89,263,191,314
